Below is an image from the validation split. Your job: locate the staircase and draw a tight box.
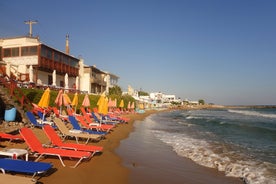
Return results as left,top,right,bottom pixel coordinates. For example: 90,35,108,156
0,67,33,124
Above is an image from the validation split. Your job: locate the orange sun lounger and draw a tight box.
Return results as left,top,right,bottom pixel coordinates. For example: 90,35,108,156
43,124,103,155
20,127,92,168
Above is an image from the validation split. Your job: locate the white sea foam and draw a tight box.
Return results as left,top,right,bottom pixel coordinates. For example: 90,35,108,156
228,109,276,119
152,130,276,184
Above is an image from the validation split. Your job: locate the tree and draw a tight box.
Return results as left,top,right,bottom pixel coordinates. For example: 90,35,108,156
198,99,205,105
109,85,122,96
138,91,149,96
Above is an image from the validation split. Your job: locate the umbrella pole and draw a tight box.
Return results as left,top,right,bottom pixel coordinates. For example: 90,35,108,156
42,109,46,121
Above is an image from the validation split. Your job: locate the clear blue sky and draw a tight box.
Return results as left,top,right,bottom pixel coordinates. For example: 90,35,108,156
1,0,276,105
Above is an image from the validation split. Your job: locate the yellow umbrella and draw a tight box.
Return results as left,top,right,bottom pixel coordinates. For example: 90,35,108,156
38,88,50,108
119,99,124,108
71,93,78,107
97,94,106,114
71,93,79,112
102,97,109,115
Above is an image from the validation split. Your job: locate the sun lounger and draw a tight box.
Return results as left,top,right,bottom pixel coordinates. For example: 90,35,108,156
43,125,103,155
26,111,57,129
0,173,34,184
51,107,68,121
91,112,118,125
53,118,104,144
76,115,114,132
0,132,23,143
19,127,92,168
0,158,52,180
68,116,107,135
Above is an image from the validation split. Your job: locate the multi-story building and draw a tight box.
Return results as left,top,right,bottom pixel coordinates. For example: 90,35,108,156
81,65,119,94
0,34,119,94
0,35,79,89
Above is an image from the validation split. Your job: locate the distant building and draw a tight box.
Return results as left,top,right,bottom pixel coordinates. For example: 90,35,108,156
81,65,119,94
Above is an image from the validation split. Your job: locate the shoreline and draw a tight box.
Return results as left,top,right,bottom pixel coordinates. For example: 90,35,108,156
1,108,243,184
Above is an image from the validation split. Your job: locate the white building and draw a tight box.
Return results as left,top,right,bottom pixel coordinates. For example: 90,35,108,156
0,35,119,94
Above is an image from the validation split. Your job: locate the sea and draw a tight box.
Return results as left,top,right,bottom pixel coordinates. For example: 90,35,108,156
126,107,276,184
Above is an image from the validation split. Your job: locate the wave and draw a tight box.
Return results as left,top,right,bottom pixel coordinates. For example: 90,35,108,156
228,109,276,119
152,130,276,184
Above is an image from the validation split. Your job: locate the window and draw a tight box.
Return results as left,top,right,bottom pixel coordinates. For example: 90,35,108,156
22,46,37,56
11,48,19,56
29,46,37,55
3,48,11,57
54,52,59,61
3,47,20,57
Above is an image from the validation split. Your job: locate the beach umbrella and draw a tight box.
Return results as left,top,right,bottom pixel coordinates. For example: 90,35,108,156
97,94,106,114
52,70,56,86
55,90,63,107
38,87,51,120
62,93,71,107
64,73,68,89
119,99,124,108
71,93,79,107
71,92,78,112
29,65,33,83
127,101,131,110
102,97,109,115
108,98,113,108
82,94,90,107
114,99,117,108
131,102,135,109
38,88,50,108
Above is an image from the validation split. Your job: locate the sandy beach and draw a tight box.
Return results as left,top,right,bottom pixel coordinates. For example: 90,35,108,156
0,109,243,184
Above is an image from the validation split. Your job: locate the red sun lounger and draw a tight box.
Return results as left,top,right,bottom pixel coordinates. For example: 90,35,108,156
43,124,103,155
20,127,92,168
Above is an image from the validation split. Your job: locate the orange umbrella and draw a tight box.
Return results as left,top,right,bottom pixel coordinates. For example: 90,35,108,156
38,88,50,108
54,90,63,107
82,94,90,107
131,102,135,109
62,93,71,107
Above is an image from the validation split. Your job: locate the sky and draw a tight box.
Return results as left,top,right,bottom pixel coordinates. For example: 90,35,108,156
0,0,276,105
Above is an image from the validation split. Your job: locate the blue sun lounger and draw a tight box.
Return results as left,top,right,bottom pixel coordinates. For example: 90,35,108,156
26,111,57,129
68,116,107,135
0,158,52,180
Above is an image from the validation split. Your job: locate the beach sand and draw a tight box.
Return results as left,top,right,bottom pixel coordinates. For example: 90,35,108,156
1,109,243,184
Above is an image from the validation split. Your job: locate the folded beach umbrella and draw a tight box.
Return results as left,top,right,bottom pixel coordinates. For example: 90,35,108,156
62,93,71,107
97,94,106,114
82,94,90,107
119,99,124,108
71,93,79,112
38,87,51,120
54,89,63,107
131,101,135,109
38,88,51,109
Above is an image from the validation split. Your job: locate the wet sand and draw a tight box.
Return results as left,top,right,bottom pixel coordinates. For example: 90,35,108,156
1,109,243,184
117,111,244,184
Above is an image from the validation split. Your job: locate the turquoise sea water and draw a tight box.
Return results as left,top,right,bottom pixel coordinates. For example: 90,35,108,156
147,108,276,184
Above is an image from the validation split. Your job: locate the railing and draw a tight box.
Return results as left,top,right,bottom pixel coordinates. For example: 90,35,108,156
0,67,33,111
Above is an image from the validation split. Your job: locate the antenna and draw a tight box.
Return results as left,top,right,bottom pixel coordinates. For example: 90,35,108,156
24,20,38,37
